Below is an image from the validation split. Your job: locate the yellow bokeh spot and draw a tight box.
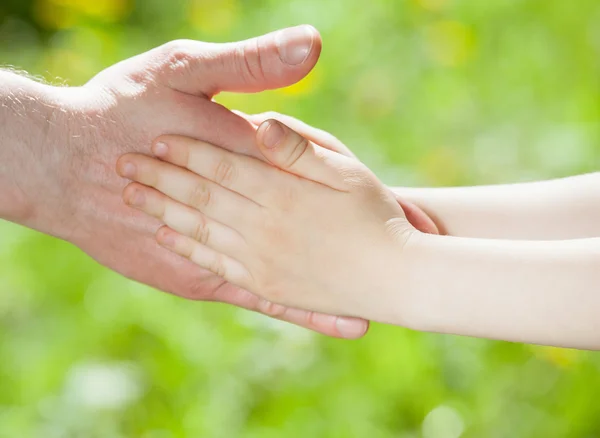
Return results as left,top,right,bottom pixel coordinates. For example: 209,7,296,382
188,0,239,36
425,20,476,67
276,67,320,97
34,0,131,29
532,346,579,369
419,146,463,185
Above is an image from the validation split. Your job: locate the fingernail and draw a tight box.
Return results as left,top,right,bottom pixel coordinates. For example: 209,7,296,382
276,25,315,66
336,317,368,339
127,189,145,207
159,231,176,248
153,142,168,157
121,162,136,178
261,120,285,149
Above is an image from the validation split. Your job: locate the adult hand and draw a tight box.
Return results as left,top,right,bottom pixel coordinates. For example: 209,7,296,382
1,26,369,338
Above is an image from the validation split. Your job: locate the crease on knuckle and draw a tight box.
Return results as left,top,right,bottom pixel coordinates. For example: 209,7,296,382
159,40,205,85
339,164,373,191
209,254,227,278
213,158,236,187
164,40,194,65
305,311,318,328
284,137,309,169
236,39,266,85
257,298,287,318
189,182,212,210
192,215,210,245
180,278,217,301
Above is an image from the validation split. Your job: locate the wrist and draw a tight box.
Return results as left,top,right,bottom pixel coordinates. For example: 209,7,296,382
0,72,94,239
364,222,428,330
391,188,443,236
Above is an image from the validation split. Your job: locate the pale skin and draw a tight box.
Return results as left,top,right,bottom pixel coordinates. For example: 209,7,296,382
0,26,437,338
118,120,600,350
392,174,600,240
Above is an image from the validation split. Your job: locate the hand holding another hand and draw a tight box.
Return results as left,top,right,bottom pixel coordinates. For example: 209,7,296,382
119,119,422,325
4,26,374,338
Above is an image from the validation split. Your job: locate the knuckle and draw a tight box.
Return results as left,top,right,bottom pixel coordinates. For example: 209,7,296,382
236,39,266,84
192,215,211,245
163,39,193,61
305,311,318,328
284,137,309,169
181,279,213,301
209,254,227,278
257,298,287,318
339,163,373,190
213,158,237,187
159,40,203,78
189,182,212,210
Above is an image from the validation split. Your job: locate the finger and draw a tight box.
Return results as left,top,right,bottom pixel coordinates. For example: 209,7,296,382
151,135,287,206
156,226,252,289
123,230,369,339
117,154,260,231
395,196,441,235
240,111,356,158
213,284,369,339
256,119,358,191
123,182,250,261
156,25,322,97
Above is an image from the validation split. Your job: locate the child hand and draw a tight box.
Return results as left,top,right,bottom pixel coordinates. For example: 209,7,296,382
118,120,416,322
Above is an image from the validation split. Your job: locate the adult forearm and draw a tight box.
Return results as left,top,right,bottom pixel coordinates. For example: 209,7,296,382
393,173,600,240
0,71,55,224
399,233,600,349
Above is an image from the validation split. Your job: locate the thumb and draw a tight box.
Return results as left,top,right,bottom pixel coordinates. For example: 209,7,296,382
160,25,321,97
256,119,354,190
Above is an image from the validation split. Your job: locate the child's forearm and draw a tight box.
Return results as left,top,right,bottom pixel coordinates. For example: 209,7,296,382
392,173,600,240
389,233,600,349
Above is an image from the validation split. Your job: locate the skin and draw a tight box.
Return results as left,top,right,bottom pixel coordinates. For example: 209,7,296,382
120,121,600,350
392,174,600,239
118,121,414,322
0,26,436,338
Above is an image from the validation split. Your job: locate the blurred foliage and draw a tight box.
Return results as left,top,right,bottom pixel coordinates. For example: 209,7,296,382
1,0,600,437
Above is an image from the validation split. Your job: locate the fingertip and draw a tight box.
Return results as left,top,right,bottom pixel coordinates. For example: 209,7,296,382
122,182,145,207
257,119,287,150
156,225,176,248
397,198,441,235
116,155,137,178
152,140,169,158
275,24,321,67
335,317,369,339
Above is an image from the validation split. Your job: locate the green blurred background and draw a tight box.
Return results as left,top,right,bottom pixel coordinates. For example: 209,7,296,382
1,0,600,436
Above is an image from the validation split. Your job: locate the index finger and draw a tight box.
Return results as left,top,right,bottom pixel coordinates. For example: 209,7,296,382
151,134,296,207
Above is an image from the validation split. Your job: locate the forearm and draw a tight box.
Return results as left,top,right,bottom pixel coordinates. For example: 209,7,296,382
392,233,600,349
0,71,53,223
393,173,600,239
